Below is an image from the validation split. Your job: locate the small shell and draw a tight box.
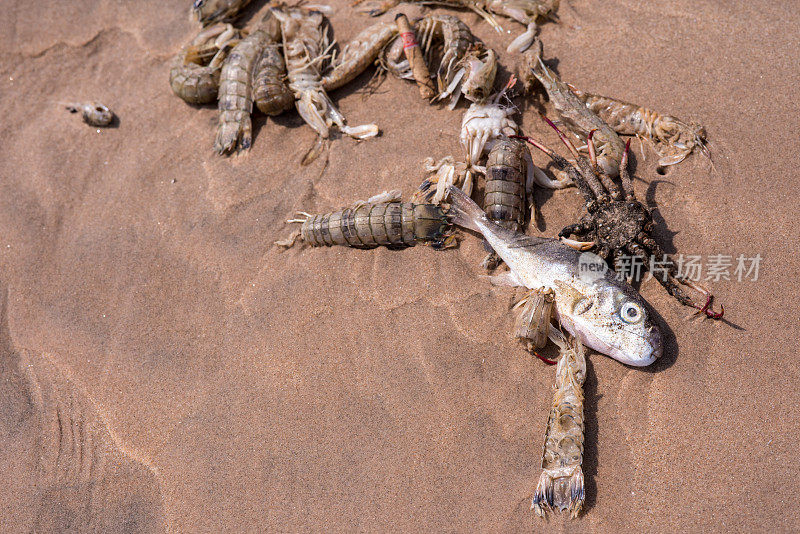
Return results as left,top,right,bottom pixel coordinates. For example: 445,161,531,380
66,102,113,127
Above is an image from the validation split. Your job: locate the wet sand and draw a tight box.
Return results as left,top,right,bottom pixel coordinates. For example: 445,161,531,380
1,0,799,531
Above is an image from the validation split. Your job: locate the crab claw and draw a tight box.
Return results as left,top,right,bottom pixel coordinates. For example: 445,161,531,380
695,294,724,320
561,237,595,251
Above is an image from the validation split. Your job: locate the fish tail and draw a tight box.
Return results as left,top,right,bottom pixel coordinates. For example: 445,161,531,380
446,185,488,234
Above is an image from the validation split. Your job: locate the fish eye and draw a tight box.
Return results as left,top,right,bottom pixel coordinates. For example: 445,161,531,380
620,302,643,323
193,0,205,9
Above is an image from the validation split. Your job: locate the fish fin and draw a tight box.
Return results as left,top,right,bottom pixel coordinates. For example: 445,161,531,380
446,185,488,234
508,235,548,249
479,270,524,287
553,280,591,314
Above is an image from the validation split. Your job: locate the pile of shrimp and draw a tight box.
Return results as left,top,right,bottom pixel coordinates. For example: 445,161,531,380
164,0,725,525
171,2,394,156
170,0,709,170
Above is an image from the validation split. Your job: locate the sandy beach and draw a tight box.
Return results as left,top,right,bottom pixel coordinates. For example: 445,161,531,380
1,0,799,531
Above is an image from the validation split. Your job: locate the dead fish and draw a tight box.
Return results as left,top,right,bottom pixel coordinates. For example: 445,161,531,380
447,185,661,366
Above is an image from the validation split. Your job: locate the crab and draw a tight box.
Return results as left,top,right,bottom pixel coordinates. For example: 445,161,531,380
513,117,724,319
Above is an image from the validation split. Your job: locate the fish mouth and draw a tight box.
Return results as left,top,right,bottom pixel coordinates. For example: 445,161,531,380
614,328,662,367
561,315,662,367
609,344,658,367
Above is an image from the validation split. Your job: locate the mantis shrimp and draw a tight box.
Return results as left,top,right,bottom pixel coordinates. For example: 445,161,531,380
568,88,710,167
532,333,586,518
275,190,454,249
214,14,283,154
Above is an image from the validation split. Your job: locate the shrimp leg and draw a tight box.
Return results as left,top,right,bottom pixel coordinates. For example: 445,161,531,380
513,286,554,349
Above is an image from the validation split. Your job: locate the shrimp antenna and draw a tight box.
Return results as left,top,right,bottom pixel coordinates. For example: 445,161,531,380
541,115,581,161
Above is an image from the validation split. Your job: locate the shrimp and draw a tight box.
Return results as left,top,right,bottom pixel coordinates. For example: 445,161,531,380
568,88,709,167
479,135,565,268
275,190,454,249
357,0,558,50
459,77,519,194
214,27,270,154
191,0,251,26
64,102,114,127
273,6,379,141
419,14,476,106
252,15,294,116
481,138,532,269
252,44,294,116
526,43,625,179
321,21,399,92
170,23,239,105
532,334,586,519
484,137,529,233
413,76,518,204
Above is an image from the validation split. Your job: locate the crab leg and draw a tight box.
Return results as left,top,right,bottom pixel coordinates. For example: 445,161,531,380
619,139,636,199
630,240,724,319
561,237,595,251
512,133,599,204
542,117,610,202
560,220,597,251
585,129,623,199
679,279,725,319
543,115,581,160
586,129,598,170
